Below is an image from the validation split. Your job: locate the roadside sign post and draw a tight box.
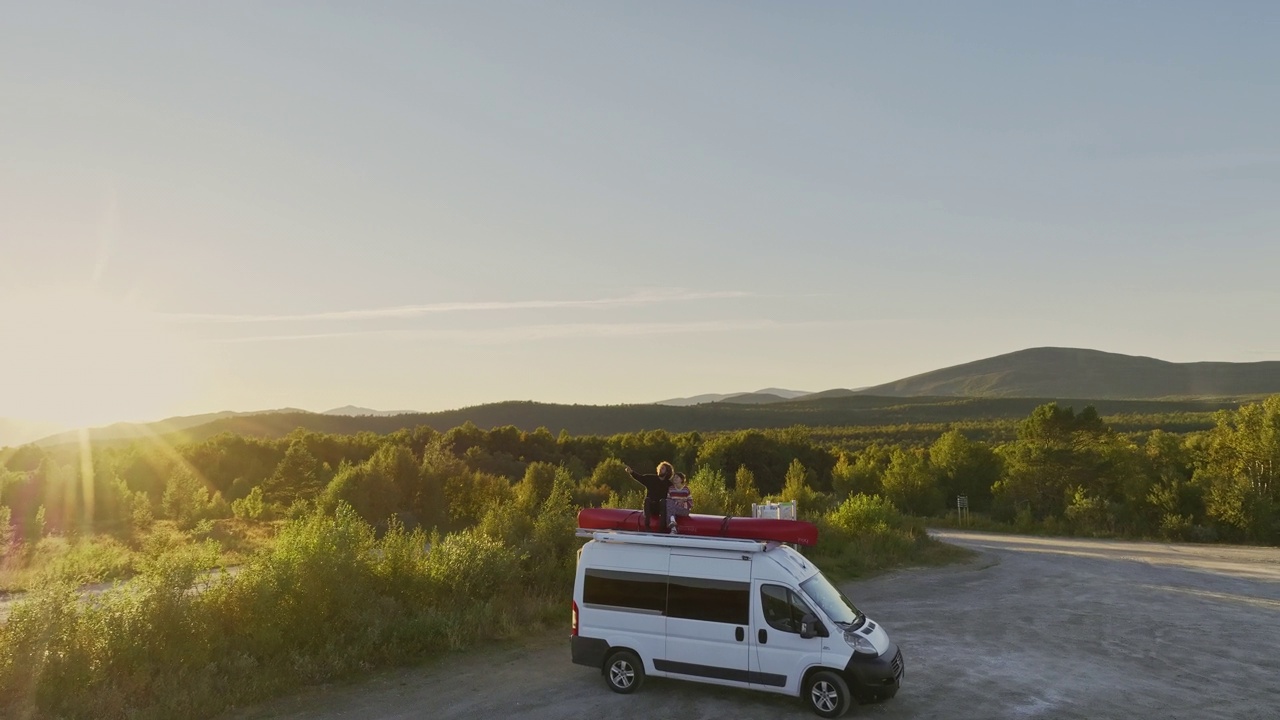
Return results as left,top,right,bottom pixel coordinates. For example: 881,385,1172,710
956,495,969,526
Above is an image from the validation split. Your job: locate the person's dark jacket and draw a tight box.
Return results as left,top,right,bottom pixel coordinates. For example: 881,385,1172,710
627,469,672,505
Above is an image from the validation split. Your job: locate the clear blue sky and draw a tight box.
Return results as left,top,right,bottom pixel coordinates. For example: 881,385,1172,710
2,1,1278,429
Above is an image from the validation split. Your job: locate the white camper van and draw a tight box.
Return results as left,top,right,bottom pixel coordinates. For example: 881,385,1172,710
570,530,903,718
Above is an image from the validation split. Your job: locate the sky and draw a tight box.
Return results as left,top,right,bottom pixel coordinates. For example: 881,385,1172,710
2,1,1278,431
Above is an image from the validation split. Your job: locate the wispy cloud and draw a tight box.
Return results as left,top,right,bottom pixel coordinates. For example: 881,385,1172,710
164,290,751,324
211,319,833,345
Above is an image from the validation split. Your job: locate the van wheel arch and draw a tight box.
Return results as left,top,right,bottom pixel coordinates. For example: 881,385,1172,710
799,666,840,696
599,646,641,673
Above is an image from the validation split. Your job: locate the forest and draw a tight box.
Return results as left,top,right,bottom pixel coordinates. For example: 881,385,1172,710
0,395,1277,718
4,394,1278,547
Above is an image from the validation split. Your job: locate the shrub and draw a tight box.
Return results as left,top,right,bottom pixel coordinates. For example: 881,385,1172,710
826,493,904,536
686,468,731,516
231,486,267,520
37,536,136,586
809,494,967,578
424,528,523,602
0,505,12,549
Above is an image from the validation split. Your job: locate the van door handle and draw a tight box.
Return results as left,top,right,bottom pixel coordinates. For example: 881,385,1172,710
735,627,744,642
758,629,768,644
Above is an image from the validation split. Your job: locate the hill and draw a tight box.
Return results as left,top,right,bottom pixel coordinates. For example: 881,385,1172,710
0,417,67,449
105,394,1241,445
34,409,312,447
859,347,1280,399
654,388,811,406
322,406,420,416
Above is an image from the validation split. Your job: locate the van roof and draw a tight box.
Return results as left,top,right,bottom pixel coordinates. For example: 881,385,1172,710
577,529,772,553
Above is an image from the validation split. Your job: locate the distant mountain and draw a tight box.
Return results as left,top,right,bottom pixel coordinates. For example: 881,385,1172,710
654,393,737,407
655,388,813,406
858,347,1280,399
115,395,1247,445
720,393,792,405
34,408,311,447
0,417,68,449
801,388,862,400
322,406,419,417
21,347,1280,450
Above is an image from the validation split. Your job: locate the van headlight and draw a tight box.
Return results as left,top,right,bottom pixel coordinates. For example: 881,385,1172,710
843,629,879,656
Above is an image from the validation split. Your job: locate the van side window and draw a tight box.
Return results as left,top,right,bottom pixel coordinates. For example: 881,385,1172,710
583,569,666,614
760,584,814,634
668,577,750,625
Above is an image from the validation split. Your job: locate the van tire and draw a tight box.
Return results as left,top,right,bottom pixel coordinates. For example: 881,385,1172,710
604,650,644,694
804,670,851,718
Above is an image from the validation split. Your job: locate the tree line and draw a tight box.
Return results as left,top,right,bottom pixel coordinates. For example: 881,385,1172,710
2,395,1278,547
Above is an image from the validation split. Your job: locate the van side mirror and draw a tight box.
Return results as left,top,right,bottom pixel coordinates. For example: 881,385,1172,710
799,613,826,639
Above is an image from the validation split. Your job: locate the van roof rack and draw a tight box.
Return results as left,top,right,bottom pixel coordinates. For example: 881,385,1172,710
576,529,773,552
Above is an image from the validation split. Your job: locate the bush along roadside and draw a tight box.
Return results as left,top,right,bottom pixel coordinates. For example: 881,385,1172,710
809,493,972,579
0,503,564,720
0,489,963,720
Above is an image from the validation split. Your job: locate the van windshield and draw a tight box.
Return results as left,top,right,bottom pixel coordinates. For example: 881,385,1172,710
800,572,862,627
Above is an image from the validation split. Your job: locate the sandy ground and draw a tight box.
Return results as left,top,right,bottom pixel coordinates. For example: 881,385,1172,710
224,531,1280,720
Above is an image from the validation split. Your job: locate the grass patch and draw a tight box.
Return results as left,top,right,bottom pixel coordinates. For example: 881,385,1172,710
1,536,136,594
0,519,280,594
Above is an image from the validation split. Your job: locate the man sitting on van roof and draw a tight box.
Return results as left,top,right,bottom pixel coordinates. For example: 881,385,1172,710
625,461,674,533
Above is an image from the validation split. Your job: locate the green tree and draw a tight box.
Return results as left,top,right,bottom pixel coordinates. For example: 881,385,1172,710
413,442,465,531
880,448,941,516
589,458,633,496
696,429,835,496
730,465,762,516
262,440,329,506
232,486,268,520
29,504,47,543
686,468,731,516
162,466,209,530
777,459,824,518
993,403,1112,521
1192,397,1280,542
928,430,1000,511
0,504,12,548
831,444,892,499
515,462,559,510
444,471,513,529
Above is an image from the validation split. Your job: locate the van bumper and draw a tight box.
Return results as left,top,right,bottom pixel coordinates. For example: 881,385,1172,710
842,642,904,702
571,636,611,669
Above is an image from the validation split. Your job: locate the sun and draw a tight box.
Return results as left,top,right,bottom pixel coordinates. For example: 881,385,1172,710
0,287,196,428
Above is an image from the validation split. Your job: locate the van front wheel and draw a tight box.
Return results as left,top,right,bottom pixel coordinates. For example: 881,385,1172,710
805,670,851,718
604,650,644,694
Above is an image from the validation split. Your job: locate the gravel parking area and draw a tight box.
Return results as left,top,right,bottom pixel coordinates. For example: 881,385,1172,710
228,530,1280,720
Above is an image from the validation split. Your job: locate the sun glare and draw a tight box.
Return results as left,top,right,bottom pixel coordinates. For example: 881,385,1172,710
0,288,195,428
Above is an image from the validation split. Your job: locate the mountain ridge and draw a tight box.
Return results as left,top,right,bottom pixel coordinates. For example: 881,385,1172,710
856,347,1280,399
13,347,1280,448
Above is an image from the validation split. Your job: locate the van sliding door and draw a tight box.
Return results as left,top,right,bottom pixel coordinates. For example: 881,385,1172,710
659,553,752,686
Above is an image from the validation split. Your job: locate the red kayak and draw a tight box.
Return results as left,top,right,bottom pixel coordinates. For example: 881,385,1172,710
577,507,819,546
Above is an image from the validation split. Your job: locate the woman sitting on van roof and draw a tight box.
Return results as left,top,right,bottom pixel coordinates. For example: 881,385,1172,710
666,472,692,532
625,461,674,533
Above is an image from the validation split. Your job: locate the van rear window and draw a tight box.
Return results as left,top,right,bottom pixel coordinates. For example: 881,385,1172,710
583,569,667,614
582,570,750,625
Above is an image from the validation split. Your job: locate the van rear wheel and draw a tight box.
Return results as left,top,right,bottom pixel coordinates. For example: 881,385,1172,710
805,670,851,718
604,650,644,694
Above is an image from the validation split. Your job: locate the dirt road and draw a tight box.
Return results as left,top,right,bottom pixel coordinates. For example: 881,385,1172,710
226,531,1280,720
